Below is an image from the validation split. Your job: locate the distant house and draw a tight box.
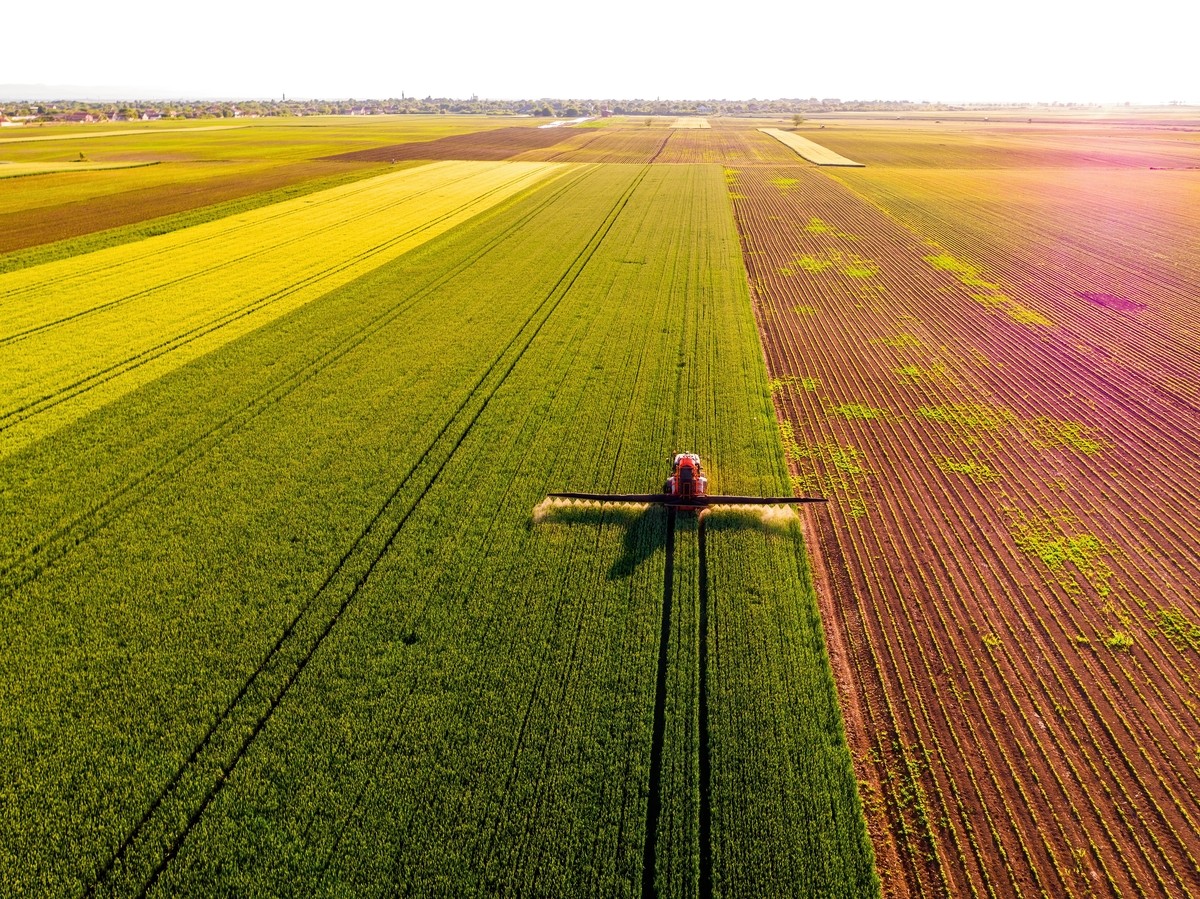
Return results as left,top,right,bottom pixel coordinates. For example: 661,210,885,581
59,111,96,123
600,108,613,118
140,110,162,121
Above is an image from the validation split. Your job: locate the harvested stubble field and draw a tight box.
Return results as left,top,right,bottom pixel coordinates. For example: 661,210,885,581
760,128,864,166
3,109,1198,898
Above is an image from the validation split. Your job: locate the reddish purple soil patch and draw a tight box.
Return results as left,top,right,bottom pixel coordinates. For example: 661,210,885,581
1082,291,1146,312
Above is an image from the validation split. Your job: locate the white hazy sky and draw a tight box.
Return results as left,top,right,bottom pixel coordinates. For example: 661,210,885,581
4,0,1195,103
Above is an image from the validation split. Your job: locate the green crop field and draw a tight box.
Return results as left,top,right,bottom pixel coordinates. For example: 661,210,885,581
0,121,876,897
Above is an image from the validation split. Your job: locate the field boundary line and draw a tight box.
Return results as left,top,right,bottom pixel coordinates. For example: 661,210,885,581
801,501,909,893
759,128,864,167
0,162,445,295
0,125,248,145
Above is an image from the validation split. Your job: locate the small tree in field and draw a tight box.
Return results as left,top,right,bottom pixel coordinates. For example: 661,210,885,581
792,114,805,127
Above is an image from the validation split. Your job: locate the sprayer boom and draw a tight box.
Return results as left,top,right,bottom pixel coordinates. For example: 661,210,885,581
547,492,825,507
546,453,826,511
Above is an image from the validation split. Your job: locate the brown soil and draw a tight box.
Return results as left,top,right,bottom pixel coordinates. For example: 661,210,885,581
323,126,578,163
726,127,1200,898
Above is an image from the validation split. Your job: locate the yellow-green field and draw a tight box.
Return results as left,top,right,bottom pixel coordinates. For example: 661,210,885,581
0,159,565,456
0,160,161,179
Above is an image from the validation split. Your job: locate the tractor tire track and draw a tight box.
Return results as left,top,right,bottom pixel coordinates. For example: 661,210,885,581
83,163,650,899
648,132,674,165
697,512,713,899
642,506,677,899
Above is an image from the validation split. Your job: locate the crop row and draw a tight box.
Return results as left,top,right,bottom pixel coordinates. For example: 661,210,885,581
652,121,803,167
725,140,1200,899
155,162,875,897
0,161,397,276
0,159,565,457
515,124,676,165
825,163,1200,408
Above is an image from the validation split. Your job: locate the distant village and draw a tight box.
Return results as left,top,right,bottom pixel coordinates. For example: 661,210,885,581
0,96,1103,125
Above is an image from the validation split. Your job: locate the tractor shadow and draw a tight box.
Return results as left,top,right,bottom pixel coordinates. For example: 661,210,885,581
531,500,669,580
532,501,805,579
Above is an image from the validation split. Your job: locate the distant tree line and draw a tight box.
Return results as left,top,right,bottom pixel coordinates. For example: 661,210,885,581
0,96,1123,122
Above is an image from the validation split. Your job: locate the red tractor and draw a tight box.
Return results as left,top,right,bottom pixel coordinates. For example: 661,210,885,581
663,453,708,507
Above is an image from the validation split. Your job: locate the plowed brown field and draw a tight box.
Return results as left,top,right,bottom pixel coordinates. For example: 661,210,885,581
326,125,578,162
725,122,1200,898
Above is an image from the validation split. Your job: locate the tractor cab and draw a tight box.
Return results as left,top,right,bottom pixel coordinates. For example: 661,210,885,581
665,453,708,501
